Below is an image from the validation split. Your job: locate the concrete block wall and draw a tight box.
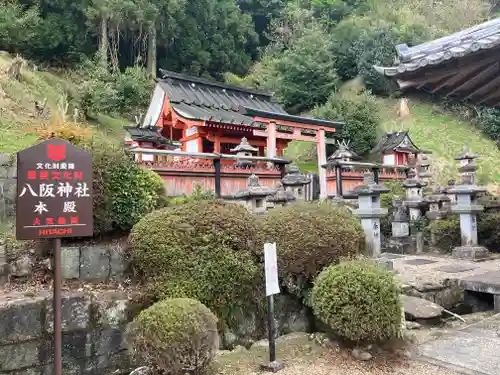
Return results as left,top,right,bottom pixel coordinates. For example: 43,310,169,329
0,290,145,375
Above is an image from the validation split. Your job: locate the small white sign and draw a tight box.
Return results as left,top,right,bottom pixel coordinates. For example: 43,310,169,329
264,242,280,296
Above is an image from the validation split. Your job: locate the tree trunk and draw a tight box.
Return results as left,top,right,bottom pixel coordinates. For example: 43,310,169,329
99,16,109,67
147,26,157,77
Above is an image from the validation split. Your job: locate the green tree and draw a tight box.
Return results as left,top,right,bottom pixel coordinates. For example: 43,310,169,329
0,1,41,55
161,0,258,77
311,88,379,155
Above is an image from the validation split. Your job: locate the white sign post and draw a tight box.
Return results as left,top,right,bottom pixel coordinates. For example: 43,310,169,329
264,242,280,296
261,243,283,372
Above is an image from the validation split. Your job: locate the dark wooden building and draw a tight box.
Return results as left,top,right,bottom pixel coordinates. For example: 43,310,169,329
374,18,500,107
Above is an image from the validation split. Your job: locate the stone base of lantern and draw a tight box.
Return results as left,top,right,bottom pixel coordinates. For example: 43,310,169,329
452,246,489,260
387,236,415,255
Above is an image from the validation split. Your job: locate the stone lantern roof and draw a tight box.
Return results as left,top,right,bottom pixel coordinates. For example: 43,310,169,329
327,140,359,161
402,169,427,188
230,137,258,153
230,174,275,199
344,172,390,198
455,144,480,161
267,182,296,204
281,164,311,187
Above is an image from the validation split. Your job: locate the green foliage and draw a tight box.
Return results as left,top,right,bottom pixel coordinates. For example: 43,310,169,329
260,24,339,113
90,139,165,235
260,201,364,299
167,184,215,206
311,260,402,343
78,58,153,117
128,200,262,325
0,1,41,55
311,89,379,155
127,298,218,375
428,212,500,252
476,107,500,143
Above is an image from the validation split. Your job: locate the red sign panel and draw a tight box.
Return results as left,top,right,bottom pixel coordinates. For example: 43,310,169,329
16,138,93,240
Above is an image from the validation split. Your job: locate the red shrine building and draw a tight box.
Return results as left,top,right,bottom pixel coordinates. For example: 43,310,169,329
370,131,423,166
129,70,342,198
138,70,341,155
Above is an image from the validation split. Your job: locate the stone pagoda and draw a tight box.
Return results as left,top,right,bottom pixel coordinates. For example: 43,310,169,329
227,174,275,215
402,169,427,221
230,137,258,166
448,146,488,260
281,164,311,200
344,172,390,257
267,182,296,208
386,196,413,253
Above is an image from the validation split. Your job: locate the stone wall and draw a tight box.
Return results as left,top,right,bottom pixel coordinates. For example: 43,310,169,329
0,290,145,375
61,242,129,282
0,153,17,220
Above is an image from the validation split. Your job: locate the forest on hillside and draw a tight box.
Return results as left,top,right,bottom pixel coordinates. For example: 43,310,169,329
2,0,500,155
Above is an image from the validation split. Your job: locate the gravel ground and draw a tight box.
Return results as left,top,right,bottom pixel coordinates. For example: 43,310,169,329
232,360,462,375
215,333,463,375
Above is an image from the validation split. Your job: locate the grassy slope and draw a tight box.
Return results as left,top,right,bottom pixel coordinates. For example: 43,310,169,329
0,51,128,153
285,97,500,185
378,97,500,185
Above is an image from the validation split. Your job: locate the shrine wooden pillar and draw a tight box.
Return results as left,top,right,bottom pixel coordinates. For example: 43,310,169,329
317,128,327,200
266,121,277,158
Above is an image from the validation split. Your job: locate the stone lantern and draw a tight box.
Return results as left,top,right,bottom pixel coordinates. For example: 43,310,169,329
416,153,432,185
281,164,311,200
402,169,427,221
448,146,488,260
455,144,479,185
424,192,450,221
230,137,258,166
227,174,275,215
267,182,296,209
344,172,390,257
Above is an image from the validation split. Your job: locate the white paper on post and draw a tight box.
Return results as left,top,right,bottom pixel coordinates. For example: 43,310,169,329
264,242,280,296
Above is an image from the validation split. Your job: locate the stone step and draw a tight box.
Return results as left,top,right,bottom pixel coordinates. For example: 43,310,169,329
460,271,500,313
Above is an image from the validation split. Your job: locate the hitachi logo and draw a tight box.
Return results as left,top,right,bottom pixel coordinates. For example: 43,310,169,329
38,228,73,236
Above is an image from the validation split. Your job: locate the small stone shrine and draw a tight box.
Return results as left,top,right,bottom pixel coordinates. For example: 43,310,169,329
402,169,427,221
328,140,359,169
281,164,311,200
345,172,390,257
226,174,275,214
386,196,413,254
230,137,258,166
448,146,488,260
424,192,450,221
267,182,296,208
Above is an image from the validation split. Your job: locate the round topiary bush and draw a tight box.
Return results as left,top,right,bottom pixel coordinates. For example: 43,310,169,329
311,260,402,343
91,139,166,235
128,200,262,322
127,298,218,375
260,201,364,298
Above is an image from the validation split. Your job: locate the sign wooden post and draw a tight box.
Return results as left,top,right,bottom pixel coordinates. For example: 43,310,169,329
261,243,283,373
16,138,93,375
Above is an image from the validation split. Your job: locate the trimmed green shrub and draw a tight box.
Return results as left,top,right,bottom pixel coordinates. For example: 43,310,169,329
428,212,500,253
126,298,218,375
128,200,262,323
91,139,166,235
260,201,364,299
311,260,402,343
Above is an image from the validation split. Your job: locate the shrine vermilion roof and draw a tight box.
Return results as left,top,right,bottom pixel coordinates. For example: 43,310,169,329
157,69,342,129
374,18,500,107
